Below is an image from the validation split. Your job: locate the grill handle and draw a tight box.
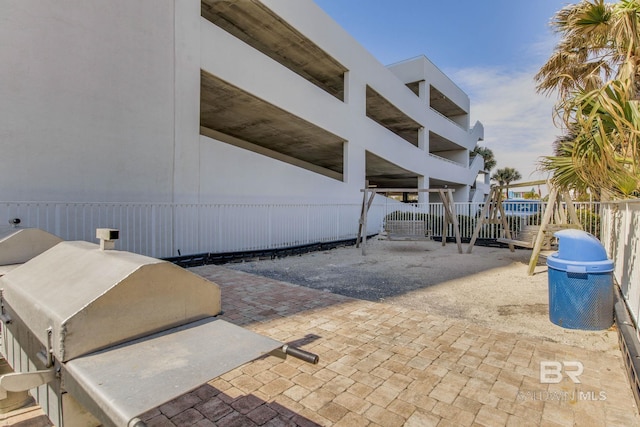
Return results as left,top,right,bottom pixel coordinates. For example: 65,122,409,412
281,345,319,364
36,327,54,368
128,418,147,427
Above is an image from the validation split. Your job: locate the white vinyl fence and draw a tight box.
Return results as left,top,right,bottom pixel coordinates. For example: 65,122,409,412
0,202,379,259
1,199,603,259
601,199,640,332
378,200,601,240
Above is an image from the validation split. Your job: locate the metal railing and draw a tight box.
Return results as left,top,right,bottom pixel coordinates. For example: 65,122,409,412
0,202,376,259
0,200,604,259
379,200,601,240
2,198,633,333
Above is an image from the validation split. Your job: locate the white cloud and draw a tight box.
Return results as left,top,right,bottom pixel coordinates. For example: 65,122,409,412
451,66,562,183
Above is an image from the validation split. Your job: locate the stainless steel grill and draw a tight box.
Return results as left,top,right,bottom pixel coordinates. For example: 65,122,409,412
0,228,317,426
0,226,62,275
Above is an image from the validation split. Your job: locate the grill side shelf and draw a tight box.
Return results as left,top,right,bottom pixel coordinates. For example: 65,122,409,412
61,318,282,427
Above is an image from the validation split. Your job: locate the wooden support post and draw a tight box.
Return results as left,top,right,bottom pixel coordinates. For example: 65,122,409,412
439,190,448,247
356,186,463,254
467,187,495,253
466,181,583,275
362,190,377,255
495,189,514,252
358,185,377,256
527,186,558,275
439,189,462,253
356,183,368,249
563,190,582,226
447,189,463,253
361,187,369,255
467,187,513,253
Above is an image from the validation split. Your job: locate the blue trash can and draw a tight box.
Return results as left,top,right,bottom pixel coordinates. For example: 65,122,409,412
547,229,614,330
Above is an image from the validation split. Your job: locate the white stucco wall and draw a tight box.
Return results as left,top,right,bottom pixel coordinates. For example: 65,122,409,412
173,0,203,204
197,2,431,203
388,56,471,125
1,0,483,206
1,1,179,203
198,135,359,203
0,0,487,257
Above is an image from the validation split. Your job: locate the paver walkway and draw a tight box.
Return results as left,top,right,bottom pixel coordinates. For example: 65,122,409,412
2,265,639,426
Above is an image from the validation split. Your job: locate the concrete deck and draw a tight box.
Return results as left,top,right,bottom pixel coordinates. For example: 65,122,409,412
2,265,638,426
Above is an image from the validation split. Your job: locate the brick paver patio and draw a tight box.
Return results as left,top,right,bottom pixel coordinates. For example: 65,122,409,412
2,265,638,426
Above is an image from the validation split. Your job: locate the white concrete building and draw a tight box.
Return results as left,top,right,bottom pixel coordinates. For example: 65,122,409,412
1,0,488,257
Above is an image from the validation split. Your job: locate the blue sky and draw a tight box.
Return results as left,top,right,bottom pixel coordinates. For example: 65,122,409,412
314,0,573,183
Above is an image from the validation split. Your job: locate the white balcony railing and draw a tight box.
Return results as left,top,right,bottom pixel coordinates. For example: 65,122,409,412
428,153,465,168
429,107,467,131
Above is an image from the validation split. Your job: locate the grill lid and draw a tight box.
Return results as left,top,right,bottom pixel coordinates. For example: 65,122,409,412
0,240,221,362
0,227,62,268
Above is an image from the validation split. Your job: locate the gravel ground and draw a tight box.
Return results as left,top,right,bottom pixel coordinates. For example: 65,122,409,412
226,236,620,354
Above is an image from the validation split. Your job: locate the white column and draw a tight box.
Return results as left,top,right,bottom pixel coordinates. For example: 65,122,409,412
418,126,428,152
419,80,427,103
343,70,351,105
344,70,367,190
454,185,470,202
418,126,429,203
344,70,367,116
418,176,429,204
173,0,202,204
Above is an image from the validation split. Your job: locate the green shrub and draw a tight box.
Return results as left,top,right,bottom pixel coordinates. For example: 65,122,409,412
575,208,601,238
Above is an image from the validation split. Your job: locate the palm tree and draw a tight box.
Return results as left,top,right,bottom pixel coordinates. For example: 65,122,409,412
491,167,522,198
547,83,640,196
535,0,640,197
472,146,497,171
538,127,591,193
535,0,640,99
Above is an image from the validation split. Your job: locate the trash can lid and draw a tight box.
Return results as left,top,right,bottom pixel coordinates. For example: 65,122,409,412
547,252,614,273
554,229,608,261
547,229,614,273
